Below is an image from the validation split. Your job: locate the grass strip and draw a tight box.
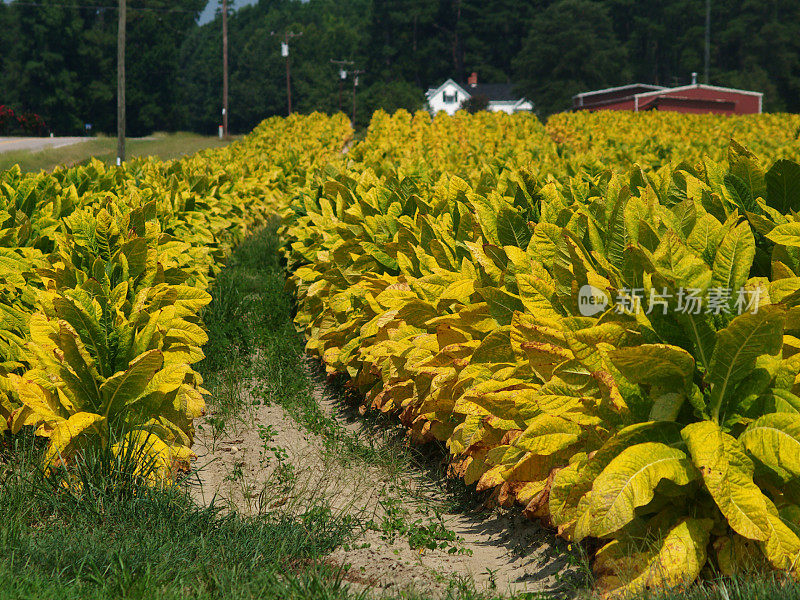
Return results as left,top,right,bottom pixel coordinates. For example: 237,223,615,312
0,132,234,173
0,430,356,600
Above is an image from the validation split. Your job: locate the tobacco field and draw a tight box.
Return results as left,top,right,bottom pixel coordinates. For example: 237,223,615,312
5,109,800,596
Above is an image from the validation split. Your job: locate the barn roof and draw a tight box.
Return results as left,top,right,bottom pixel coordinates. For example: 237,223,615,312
573,83,666,101
635,83,763,99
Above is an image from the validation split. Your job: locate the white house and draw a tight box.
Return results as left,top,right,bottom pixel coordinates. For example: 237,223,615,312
425,74,533,115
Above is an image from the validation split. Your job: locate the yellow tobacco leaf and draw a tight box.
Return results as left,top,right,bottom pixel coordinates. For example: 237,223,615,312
513,414,583,456
682,421,774,542
739,413,800,482
714,535,769,576
594,518,713,597
44,412,107,466
575,442,698,539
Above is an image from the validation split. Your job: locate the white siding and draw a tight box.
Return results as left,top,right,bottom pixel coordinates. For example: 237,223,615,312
488,102,516,114
426,82,466,115
486,100,533,114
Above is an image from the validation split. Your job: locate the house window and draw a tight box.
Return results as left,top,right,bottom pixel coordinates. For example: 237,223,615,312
442,91,458,104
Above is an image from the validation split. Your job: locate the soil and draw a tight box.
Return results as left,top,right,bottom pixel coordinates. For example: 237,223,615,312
190,360,582,598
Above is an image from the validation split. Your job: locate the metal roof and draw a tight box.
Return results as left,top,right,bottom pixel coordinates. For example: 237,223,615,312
573,83,666,99
634,83,763,98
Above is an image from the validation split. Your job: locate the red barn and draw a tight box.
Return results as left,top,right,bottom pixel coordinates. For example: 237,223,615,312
573,82,762,115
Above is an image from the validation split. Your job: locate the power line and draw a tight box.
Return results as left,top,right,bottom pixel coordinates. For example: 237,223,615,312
330,59,353,113
350,68,364,128
222,0,228,137
116,0,125,163
271,30,302,116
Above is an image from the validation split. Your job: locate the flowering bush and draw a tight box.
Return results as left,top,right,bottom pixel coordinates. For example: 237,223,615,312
0,105,48,135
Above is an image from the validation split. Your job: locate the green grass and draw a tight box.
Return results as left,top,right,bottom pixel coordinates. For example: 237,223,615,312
0,132,236,173
0,431,357,600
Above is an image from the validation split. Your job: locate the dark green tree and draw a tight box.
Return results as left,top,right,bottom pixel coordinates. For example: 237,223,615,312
365,0,445,88
2,0,799,134
712,0,800,112
178,0,370,134
0,0,204,135
513,0,629,116
459,0,540,83
126,0,207,135
356,80,424,126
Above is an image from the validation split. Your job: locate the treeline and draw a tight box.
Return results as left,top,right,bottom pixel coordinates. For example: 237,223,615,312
1,0,799,135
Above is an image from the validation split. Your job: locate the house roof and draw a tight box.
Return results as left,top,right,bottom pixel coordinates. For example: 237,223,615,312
463,83,520,102
425,78,470,100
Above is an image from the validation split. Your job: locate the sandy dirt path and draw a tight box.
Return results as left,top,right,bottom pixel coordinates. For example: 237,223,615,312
190,360,581,598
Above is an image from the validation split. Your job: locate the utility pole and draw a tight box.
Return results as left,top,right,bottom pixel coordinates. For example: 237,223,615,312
330,59,353,113
351,69,364,129
116,0,126,165
272,31,303,115
222,0,229,137
704,0,710,84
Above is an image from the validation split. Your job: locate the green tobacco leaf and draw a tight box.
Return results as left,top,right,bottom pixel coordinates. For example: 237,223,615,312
576,442,698,539
100,349,164,421
477,287,525,326
724,173,759,214
54,319,102,410
609,344,694,391
651,231,713,291
706,306,785,422
728,140,767,202
766,159,800,214
53,296,109,376
674,310,717,371
496,207,532,248
361,241,399,271
470,330,516,364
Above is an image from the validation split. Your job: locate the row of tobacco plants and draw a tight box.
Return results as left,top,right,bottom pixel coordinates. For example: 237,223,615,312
0,113,351,479
282,109,800,595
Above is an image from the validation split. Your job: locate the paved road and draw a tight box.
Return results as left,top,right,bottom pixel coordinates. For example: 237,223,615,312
0,137,90,153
